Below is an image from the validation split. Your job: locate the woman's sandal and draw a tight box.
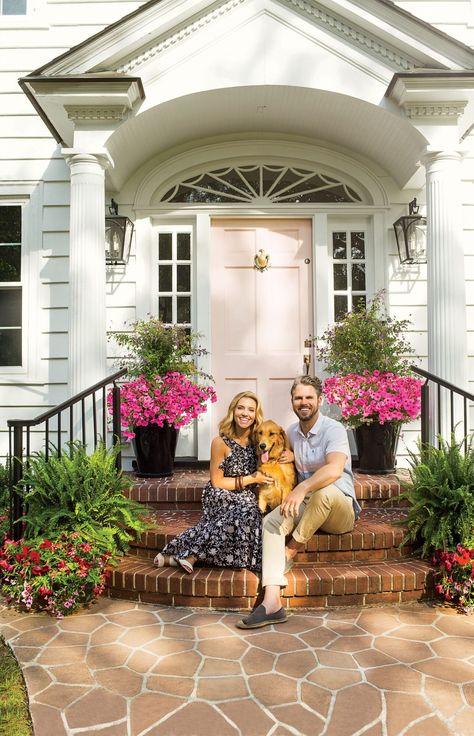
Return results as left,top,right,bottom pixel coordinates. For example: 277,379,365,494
153,553,178,567
177,558,194,574
153,553,194,574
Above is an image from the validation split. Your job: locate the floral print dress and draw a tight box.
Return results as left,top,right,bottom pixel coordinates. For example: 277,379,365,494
161,436,262,572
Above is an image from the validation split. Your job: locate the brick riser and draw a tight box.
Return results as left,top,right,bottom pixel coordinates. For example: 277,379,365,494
130,508,413,564
106,557,435,610
124,471,410,509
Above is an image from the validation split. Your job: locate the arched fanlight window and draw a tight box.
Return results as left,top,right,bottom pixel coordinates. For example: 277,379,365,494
160,164,363,204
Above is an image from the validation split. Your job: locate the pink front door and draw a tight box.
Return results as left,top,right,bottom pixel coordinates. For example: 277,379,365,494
210,218,313,429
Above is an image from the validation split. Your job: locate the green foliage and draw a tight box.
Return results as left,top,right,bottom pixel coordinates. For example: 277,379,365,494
398,434,474,557
316,290,416,375
19,442,148,556
0,640,32,736
0,461,10,539
1,532,111,619
112,317,210,381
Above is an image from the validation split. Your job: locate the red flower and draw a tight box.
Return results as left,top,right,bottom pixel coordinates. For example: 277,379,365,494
39,540,54,550
29,550,41,564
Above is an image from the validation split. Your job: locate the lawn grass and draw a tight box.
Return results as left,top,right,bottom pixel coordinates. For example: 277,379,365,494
0,638,32,736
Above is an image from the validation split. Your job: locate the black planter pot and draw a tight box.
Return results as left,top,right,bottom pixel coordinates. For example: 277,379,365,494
132,423,179,477
355,421,400,475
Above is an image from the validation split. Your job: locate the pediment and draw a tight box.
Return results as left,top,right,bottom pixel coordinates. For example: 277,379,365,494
31,0,474,79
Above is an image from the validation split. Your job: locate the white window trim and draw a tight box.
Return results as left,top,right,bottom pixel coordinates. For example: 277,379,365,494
0,191,42,383
0,0,48,28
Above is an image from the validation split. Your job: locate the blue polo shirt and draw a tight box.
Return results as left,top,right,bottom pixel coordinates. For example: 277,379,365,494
287,413,361,518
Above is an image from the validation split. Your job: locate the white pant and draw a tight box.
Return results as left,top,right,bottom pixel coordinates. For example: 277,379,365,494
261,484,355,588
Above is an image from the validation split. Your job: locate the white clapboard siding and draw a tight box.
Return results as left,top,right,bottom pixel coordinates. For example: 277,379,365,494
42,232,70,257
40,333,68,360
107,307,137,331
0,139,61,160
40,256,69,283
42,206,70,231
41,307,69,333
106,281,136,308
40,283,69,309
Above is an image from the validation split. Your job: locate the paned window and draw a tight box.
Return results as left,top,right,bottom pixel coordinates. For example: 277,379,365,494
161,165,363,204
157,229,192,329
0,205,22,366
331,230,367,321
0,0,27,14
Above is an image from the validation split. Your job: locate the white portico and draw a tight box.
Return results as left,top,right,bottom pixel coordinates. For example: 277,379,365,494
9,0,474,459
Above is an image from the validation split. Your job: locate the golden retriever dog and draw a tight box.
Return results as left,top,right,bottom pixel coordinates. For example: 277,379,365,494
255,420,297,513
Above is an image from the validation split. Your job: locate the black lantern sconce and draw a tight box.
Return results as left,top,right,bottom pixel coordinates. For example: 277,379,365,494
393,198,427,264
105,199,134,265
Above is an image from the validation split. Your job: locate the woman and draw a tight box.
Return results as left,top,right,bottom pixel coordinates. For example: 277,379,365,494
154,391,273,573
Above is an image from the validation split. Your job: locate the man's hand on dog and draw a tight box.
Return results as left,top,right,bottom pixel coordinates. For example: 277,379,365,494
278,450,295,464
280,486,307,517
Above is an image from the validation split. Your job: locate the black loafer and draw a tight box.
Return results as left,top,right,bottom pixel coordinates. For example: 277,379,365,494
236,604,287,629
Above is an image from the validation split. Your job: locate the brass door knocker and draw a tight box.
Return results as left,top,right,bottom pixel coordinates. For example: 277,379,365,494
254,249,270,272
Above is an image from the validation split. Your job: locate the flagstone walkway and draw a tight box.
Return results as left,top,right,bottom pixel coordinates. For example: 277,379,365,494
1,599,474,735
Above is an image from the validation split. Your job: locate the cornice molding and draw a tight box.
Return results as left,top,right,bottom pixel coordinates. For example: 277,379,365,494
404,101,467,121
281,0,416,71
117,0,246,73
115,0,417,75
65,105,129,122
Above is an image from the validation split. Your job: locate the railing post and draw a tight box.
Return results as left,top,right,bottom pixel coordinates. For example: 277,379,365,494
112,384,122,471
10,426,24,542
421,381,430,449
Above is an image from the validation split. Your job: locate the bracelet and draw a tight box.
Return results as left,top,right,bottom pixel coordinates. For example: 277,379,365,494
235,475,244,491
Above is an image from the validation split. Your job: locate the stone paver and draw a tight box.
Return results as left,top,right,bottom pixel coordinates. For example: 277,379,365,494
1,598,474,735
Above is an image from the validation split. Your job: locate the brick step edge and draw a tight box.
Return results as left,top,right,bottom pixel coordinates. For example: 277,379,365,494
126,471,410,507
106,557,434,611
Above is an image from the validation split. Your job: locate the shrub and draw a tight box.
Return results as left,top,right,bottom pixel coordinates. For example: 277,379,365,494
18,442,148,555
316,290,416,375
399,434,474,557
112,317,210,382
433,545,474,615
0,532,110,619
0,461,9,540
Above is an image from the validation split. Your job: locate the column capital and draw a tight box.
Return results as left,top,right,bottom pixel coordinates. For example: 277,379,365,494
61,148,114,170
421,148,465,167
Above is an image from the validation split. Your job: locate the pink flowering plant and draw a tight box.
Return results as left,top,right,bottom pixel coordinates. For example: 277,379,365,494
0,532,111,619
110,371,217,440
433,545,474,615
324,370,423,428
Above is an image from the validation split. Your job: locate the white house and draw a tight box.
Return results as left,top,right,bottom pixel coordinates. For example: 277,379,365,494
1,0,474,462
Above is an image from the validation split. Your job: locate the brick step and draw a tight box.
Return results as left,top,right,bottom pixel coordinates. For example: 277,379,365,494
126,470,410,509
132,507,412,563
106,556,434,610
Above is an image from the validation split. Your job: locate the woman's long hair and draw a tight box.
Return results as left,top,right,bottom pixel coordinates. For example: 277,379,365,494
218,391,263,442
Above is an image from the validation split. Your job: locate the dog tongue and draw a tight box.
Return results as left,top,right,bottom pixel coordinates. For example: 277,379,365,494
261,451,269,464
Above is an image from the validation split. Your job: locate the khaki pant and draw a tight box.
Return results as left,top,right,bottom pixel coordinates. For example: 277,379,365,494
261,484,355,588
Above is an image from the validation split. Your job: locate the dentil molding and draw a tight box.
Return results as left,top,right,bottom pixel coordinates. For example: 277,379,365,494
65,105,129,122
404,102,467,121
116,0,416,74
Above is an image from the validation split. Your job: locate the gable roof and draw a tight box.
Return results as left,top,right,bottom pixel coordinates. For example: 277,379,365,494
27,0,474,79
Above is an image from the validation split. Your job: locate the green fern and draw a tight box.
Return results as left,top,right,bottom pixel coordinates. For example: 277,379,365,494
398,434,474,557
19,442,148,556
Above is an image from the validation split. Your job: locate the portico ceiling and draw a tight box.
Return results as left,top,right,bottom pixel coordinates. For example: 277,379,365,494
106,85,427,190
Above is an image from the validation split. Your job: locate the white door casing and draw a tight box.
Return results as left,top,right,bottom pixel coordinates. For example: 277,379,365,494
210,218,313,431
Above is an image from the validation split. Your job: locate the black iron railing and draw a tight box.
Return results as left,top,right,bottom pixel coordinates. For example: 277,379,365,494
411,365,474,448
7,368,127,540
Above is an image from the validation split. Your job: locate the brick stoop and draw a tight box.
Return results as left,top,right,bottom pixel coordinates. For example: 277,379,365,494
107,468,435,609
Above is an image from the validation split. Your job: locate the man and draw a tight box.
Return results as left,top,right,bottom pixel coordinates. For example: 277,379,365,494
237,375,361,629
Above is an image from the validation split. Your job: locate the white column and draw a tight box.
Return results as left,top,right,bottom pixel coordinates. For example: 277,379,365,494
424,150,468,441
425,150,467,388
62,150,111,396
